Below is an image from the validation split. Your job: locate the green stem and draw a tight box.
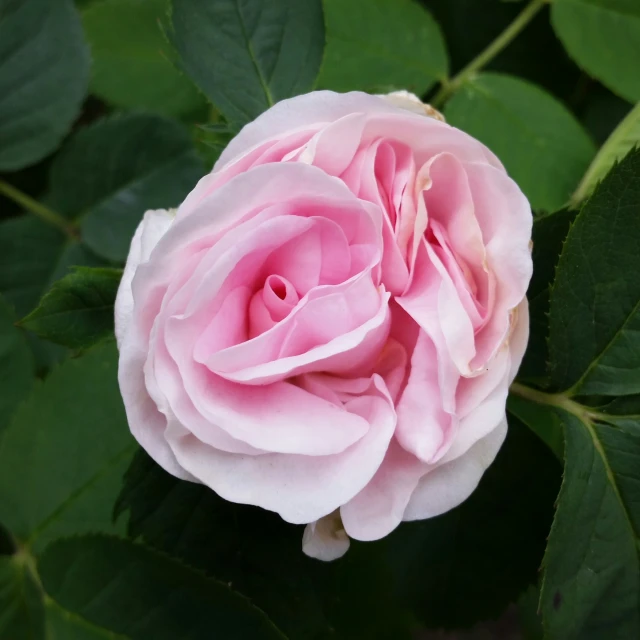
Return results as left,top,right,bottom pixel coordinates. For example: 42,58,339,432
571,101,640,206
0,179,78,238
510,381,611,423
431,0,547,108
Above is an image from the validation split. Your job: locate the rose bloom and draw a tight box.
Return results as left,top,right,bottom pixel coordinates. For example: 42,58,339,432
116,91,532,561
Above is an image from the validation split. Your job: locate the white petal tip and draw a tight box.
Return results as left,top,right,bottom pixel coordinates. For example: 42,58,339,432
380,90,445,122
302,512,351,561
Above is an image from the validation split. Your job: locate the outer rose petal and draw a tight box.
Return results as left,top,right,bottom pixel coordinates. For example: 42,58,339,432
340,438,425,541
508,297,530,383
117,208,197,480
403,418,508,521
215,91,404,169
164,376,396,524
119,331,196,481
115,209,174,347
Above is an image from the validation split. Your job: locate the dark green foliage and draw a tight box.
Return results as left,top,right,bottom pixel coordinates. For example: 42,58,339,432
48,114,204,262
382,418,560,628
548,148,640,394
1,0,639,638
540,409,640,639
0,343,133,552
39,535,287,639
444,73,595,211
318,0,448,94
0,294,34,434
170,0,325,128
0,0,89,171
21,267,122,349
519,208,576,384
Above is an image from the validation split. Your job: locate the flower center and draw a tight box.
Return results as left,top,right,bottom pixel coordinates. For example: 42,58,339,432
248,274,300,338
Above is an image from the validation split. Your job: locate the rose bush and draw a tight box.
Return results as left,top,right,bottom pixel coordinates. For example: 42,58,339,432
115,90,532,560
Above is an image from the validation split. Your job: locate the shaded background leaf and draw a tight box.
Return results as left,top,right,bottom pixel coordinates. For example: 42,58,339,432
0,0,89,171
540,409,640,639
423,0,579,103
0,343,134,552
81,0,207,119
0,216,107,370
48,113,204,263
444,73,596,211
551,0,640,104
518,208,576,385
21,267,121,350
0,553,44,640
39,535,287,640
573,102,640,204
383,418,559,629
170,0,325,128
318,0,448,94
0,294,34,434
548,148,640,394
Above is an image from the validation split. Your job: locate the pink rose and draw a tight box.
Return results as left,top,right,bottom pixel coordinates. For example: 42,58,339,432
116,91,532,561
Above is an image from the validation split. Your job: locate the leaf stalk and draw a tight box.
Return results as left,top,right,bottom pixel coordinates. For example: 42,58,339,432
0,179,79,239
431,0,547,108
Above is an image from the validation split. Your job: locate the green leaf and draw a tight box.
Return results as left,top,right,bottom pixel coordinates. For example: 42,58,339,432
0,342,134,552
47,113,204,262
170,0,325,128
317,0,448,94
21,267,122,349
540,408,640,639
592,394,640,430
581,88,634,147
382,417,560,628
0,553,44,640
45,600,126,639
551,0,640,103
0,294,34,434
0,0,89,171
573,102,640,204
116,450,412,640
0,219,102,319
0,216,107,369
548,148,640,395
507,394,564,460
444,72,596,211
81,0,206,119
517,584,544,640
518,208,576,384
39,535,287,640
427,0,581,104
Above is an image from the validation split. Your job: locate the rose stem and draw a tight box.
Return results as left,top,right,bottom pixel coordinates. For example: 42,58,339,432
431,0,548,109
0,179,79,239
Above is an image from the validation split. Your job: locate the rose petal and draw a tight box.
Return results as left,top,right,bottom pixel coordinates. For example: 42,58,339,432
165,375,397,524
399,241,476,376
402,418,508,521
216,91,404,170
115,209,174,347
340,438,426,541
395,330,458,464
464,162,533,367
203,276,389,383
